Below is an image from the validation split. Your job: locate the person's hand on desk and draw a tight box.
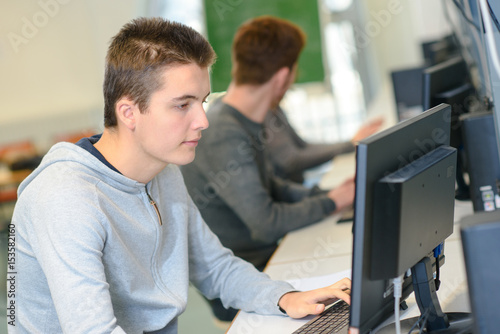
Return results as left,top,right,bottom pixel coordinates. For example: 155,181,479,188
327,177,355,213
277,277,351,318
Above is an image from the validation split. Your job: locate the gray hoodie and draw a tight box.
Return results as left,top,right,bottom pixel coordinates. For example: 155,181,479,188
9,142,293,333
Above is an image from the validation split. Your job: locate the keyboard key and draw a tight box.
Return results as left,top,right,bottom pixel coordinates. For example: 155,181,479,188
292,300,349,334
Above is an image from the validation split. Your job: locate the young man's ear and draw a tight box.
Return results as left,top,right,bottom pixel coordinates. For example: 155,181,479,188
273,67,291,89
115,97,138,130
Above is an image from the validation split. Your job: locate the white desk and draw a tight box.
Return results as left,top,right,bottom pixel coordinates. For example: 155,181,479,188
227,153,474,334
227,219,353,334
267,215,353,267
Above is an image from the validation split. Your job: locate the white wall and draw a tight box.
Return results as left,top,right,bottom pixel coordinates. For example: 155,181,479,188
0,0,147,150
362,0,452,82
348,0,452,120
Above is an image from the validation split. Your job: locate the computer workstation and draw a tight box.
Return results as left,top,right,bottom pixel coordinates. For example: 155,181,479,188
227,27,493,334
392,44,500,212
229,2,499,331
391,0,500,216
350,103,470,333
421,54,500,212
228,104,474,334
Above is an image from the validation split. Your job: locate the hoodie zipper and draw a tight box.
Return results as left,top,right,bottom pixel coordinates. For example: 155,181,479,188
145,185,163,226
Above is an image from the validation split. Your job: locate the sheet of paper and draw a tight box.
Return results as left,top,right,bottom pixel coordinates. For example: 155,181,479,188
285,268,351,291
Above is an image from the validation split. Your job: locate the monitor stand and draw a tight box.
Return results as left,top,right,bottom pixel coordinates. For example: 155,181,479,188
376,257,472,333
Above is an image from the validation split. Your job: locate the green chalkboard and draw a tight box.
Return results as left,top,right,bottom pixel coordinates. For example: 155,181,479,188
204,0,324,92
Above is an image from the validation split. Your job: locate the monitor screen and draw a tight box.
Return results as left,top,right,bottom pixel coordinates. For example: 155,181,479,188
391,66,425,122
422,56,471,111
349,104,471,333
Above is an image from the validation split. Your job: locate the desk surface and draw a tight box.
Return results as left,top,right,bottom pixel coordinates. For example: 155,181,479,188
227,150,474,334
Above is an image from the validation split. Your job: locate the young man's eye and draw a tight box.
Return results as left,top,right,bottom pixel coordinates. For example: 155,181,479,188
177,103,189,110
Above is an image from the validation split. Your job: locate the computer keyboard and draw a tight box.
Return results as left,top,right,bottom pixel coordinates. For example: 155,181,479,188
292,300,349,334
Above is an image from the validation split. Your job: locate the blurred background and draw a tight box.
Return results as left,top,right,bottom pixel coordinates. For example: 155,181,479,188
0,0,456,149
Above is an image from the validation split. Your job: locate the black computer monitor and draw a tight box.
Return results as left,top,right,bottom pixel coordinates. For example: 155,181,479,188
461,210,500,333
422,56,473,113
421,34,459,66
422,56,475,141
370,145,456,280
349,104,471,333
422,56,475,200
391,66,424,122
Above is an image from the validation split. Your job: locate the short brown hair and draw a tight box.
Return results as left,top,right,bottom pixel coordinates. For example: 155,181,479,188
103,17,216,127
232,16,306,85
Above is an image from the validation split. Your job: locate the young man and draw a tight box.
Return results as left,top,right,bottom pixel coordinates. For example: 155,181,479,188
180,16,380,322
9,17,351,333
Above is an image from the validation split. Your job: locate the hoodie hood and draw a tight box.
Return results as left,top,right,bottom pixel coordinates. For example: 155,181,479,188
18,142,144,196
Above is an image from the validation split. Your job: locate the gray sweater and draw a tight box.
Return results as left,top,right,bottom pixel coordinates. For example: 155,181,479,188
10,141,293,334
181,101,336,269
264,108,355,183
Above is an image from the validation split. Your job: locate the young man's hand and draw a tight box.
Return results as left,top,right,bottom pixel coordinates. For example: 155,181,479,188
327,178,355,213
278,278,351,319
